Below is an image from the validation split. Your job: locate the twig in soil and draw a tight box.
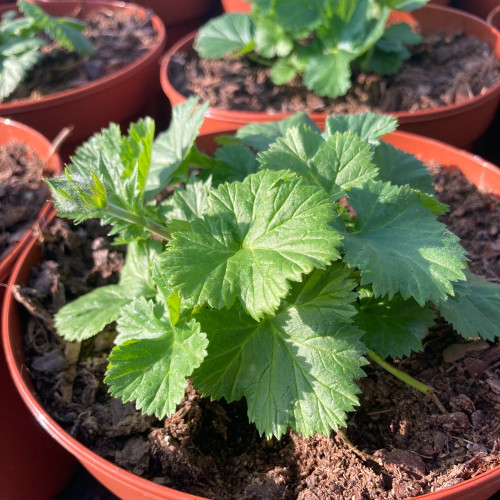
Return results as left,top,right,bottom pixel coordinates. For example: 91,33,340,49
49,126,74,160
11,285,55,330
336,429,379,463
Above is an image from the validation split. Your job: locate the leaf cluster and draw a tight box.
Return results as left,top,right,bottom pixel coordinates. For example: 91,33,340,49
48,98,500,439
0,0,95,100
195,0,429,98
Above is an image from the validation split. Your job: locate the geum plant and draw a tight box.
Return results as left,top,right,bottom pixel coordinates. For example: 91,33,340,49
47,98,500,439
195,0,429,99
0,0,95,100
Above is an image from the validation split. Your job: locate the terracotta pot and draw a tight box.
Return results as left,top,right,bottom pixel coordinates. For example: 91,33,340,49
487,4,500,29
0,1,166,156
161,4,500,147
0,119,74,500
2,128,500,500
456,0,500,20
221,0,252,13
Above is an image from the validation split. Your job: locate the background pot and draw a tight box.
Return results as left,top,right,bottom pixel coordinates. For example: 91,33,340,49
0,1,166,158
455,0,500,19
0,119,74,500
2,129,500,500
161,4,500,147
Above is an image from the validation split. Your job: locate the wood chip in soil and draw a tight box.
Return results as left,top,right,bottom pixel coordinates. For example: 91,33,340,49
16,166,500,499
0,141,50,260
168,31,500,114
2,7,157,103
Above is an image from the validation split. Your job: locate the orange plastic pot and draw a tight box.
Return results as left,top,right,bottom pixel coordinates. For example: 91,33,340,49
0,119,75,500
2,129,500,500
161,4,500,147
221,0,252,13
456,0,500,20
0,1,166,156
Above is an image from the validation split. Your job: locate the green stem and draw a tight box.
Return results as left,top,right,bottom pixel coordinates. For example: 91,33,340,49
367,350,433,395
246,53,273,67
107,204,171,240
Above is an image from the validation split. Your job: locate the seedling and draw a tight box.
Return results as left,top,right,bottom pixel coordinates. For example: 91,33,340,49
47,99,500,438
194,0,429,99
0,0,95,100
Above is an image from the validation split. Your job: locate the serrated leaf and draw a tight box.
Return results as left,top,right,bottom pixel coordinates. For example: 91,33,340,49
147,98,209,199
324,113,398,145
159,169,341,320
271,57,299,85
236,112,320,151
106,304,207,419
195,13,254,59
378,0,430,11
342,180,467,305
254,17,293,58
211,143,259,185
438,271,500,342
259,127,377,199
18,0,95,56
274,0,323,35
303,52,353,98
359,291,436,359
194,263,366,438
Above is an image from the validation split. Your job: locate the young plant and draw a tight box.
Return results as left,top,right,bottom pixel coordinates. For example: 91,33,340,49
0,0,95,100
194,0,429,99
47,98,500,439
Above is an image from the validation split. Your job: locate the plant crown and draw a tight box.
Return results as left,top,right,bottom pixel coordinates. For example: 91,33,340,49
0,0,95,100
194,0,430,99
48,98,500,439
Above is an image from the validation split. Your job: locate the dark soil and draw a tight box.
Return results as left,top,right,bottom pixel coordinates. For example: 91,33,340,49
17,166,500,499
168,31,500,114
0,141,51,261
2,7,158,103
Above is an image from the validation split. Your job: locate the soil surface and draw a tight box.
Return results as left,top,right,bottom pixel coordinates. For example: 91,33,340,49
168,31,500,114
2,7,157,103
17,166,500,499
0,141,50,261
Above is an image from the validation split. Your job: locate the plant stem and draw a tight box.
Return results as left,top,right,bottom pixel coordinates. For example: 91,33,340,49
367,350,433,395
107,204,171,240
246,53,273,67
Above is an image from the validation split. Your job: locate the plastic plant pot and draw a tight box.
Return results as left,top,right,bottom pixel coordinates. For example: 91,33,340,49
456,0,500,20
161,4,500,147
0,1,166,157
487,4,500,29
0,118,74,500
221,0,252,13
2,127,500,500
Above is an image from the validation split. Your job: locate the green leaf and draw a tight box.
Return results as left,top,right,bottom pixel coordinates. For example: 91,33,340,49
194,263,366,438
146,98,209,199
18,0,95,56
211,143,259,185
438,271,500,342
259,127,377,199
359,291,436,359
106,302,207,419
254,17,293,58
342,180,467,305
324,113,398,145
195,13,254,59
273,0,324,35
159,169,342,320
303,52,353,98
270,57,299,85
377,0,430,11
236,112,320,151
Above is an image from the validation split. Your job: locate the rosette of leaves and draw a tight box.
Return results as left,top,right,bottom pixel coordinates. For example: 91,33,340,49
194,0,429,98
0,0,95,100
47,98,500,439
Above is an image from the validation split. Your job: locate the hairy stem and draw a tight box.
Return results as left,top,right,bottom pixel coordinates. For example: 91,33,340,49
107,204,171,240
367,350,433,395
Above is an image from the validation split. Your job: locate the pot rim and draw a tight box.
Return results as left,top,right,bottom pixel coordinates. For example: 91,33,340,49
0,117,62,282
160,4,500,125
2,129,500,500
0,0,166,112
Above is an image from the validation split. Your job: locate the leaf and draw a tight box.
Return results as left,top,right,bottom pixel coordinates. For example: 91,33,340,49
359,291,436,359
194,263,366,438
106,301,207,419
377,0,430,11
324,113,398,145
273,0,324,35
54,240,159,342
342,180,467,305
270,57,299,85
211,143,259,185
236,113,320,151
259,127,377,199
438,271,500,342
254,17,293,58
18,0,95,56
194,13,254,59
303,52,353,98
159,169,342,320
146,98,209,199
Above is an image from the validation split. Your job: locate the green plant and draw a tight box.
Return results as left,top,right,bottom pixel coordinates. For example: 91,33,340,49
195,0,429,99
47,98,500,439
0,0,95,100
